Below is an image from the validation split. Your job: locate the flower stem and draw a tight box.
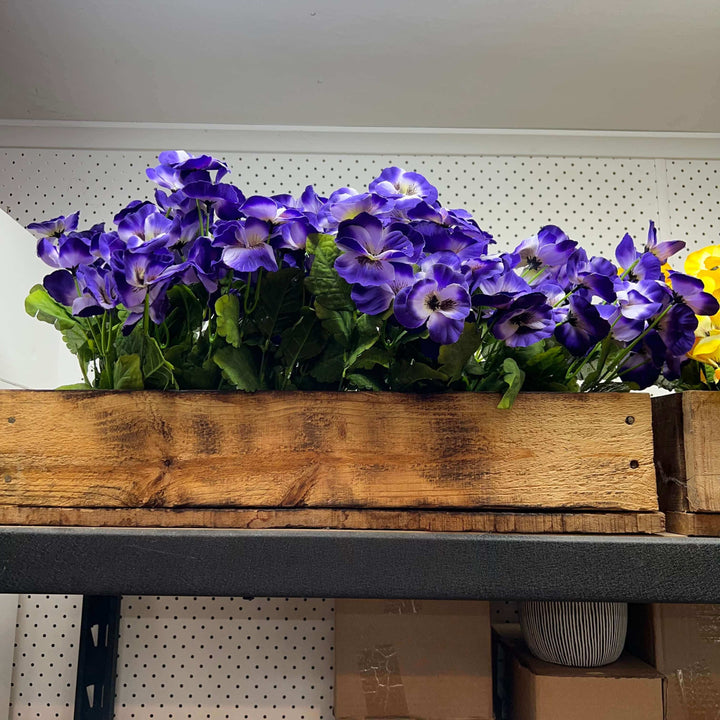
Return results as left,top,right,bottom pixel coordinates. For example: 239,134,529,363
143,292,150,335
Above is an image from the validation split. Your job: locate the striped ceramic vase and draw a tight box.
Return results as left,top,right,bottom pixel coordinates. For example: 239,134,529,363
519,600,628,667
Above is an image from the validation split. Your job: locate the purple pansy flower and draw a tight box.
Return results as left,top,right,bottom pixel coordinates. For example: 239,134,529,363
43,269,78,306
242,196,305,225
27,212,80,240
369,167,439,207
644,221,685,263
351,264,415,316
180,236,223,292
564,249,617,302
555,295,611,355
334,213,415,287
323,193,391,224
618,331,667,388
473,270,532,308
37,234,94,269
213,219,278,273
657,303,699,356
73,265,120,316
491,292,555,347
515,226,578,283
393,264,471,344
667,272,720,316
112,246,178,325
158,151,229,183
183,181,244,221
116,203,178,250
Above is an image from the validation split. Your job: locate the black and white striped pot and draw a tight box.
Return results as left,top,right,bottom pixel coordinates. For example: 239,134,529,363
519,600,628,667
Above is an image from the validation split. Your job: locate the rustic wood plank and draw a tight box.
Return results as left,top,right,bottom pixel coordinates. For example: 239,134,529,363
666,511,720,536
683,392,720,512
0,506,666,534
651,393,687,512
653,392,720,513
0,390,657,511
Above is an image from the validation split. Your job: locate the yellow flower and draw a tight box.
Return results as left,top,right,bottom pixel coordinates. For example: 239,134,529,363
685,246,720,296
685,244,720,276
688,314,720,364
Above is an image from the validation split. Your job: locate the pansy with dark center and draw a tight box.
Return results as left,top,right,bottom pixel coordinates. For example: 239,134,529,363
334,213,415,287
491,292,555,347
394,264,471,344
514,225,578,283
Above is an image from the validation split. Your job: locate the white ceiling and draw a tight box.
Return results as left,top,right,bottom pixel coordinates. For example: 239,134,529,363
1,0,720,132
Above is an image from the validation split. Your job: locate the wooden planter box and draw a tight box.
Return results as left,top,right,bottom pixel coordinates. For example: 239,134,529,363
653,391,720,535
0,390,662,533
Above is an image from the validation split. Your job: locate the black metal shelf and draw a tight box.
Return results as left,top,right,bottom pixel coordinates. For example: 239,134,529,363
2,526,720,602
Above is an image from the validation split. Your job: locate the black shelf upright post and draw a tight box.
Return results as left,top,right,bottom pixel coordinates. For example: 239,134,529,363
73,595,121,720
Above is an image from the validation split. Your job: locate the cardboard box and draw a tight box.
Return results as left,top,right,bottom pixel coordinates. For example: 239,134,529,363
495,625,665,720
334,599,493,720
629,604,720,720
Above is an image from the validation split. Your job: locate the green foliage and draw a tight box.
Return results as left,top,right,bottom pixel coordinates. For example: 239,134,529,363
305,234,354,311
113,354,144,390
215,293,241,348
498,358,525,409
212,345,262,391
438,323,483,381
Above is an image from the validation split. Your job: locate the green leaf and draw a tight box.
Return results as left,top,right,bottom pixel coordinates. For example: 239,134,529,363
25,284,76,329
215,293,241,347
438,323,483,381
56,382,93,390
315,303,354,347
113,354,144,390
345,373,382,391
305,233,335,255
305,235,353,311
498,357,525,409
212,345,262,391
345,314,382,368
280,311,321,364
61,323,91,354
25,284,96,361
390,360,448,389
254,268,303,337
166,284,205,340
351,345,392,370
115,329,177,389
309,342,346,383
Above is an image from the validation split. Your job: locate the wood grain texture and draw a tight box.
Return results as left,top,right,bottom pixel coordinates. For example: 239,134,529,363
653,392,720,513
0,506,666,534
0,390,657,511
665,511,720,536
652,393,687,512
683,392,720,511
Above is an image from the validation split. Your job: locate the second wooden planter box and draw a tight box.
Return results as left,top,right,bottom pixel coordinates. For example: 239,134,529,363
653,391,720,535
0,390,661,533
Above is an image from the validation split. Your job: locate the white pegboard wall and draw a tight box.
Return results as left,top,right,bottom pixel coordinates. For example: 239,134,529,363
0,149,672,256
666,159,720,245
10,596,333,720
115,597,333,720
10,595,82,719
